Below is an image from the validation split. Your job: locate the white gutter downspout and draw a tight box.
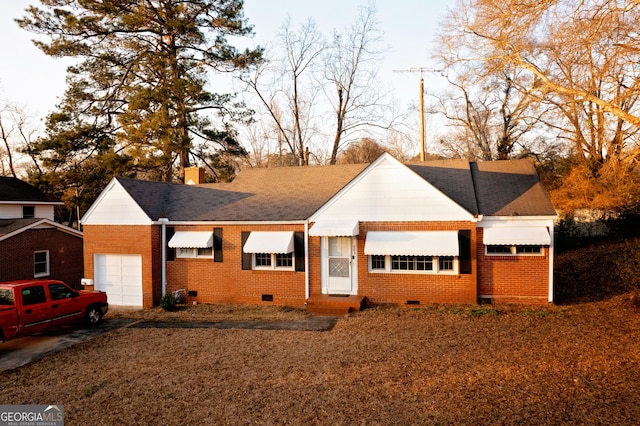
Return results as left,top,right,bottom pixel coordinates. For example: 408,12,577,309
304,220,310,301
159,217,169,296
548,219,555,303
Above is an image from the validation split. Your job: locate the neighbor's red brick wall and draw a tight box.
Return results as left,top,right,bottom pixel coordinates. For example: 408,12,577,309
83,225,160,308
166,224,306,308
0,229,83,287
309,221,478,306
476,228,550,304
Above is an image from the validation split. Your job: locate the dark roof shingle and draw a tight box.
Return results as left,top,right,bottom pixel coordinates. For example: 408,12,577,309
113,156,555,222
0,177,55,203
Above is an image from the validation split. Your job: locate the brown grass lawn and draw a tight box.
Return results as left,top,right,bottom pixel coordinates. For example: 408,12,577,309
1,297,639,425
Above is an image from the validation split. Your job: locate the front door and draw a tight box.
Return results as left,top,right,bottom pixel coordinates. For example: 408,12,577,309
325,237,355,295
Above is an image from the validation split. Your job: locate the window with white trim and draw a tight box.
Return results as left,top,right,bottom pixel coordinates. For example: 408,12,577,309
485,245,544,256
176,247,213,258
253,252,294,270
34,250,49,277
369,255,458,274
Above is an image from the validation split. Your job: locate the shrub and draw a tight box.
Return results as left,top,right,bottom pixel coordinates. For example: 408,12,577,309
160,293,177,311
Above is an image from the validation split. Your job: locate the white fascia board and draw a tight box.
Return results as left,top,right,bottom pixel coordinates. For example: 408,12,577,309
0,201,64,206
0,218,83,243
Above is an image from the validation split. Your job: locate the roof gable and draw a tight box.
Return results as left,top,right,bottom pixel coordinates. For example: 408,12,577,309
0,218,83,242
311,154,475,222
81,178,154,225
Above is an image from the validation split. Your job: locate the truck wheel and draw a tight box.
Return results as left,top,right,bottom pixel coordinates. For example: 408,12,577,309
84,306,103,326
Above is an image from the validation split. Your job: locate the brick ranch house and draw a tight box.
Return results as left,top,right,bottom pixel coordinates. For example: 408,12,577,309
0,177,84,286
80,153,557,312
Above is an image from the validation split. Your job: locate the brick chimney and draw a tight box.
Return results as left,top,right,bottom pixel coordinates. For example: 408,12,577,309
184,166,205,185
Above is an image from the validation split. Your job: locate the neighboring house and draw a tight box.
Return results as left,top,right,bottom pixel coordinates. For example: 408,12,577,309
0,177,84,286
81,153,557,312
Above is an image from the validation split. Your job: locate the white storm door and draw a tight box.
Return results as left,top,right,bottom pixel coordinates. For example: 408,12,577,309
326,237,354,294
94,254,143,307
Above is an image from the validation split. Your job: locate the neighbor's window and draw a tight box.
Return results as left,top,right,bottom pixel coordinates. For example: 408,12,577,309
176,247,212,258
253,253,294,270
34,250,49,277
370,255,457,274
486,245,544,256
23,205,35,218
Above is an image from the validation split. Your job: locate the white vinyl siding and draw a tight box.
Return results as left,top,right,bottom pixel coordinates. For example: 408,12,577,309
310,155,473,223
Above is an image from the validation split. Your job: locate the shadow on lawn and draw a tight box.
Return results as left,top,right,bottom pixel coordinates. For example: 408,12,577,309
554,237,640,305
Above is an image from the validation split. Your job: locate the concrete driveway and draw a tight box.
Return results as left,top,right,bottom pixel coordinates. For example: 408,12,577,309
0,318,136,372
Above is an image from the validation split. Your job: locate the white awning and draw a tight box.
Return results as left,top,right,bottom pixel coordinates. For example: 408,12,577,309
309,220,359,236
243,231,295,254
168,231,213,248
364,231,459,256
483,227,550,246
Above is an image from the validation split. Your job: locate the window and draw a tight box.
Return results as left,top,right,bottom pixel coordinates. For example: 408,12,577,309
485,245,544,256
34,250,49,277
21,286,47,305
23,206,35,218
0,289,14,306
516,245,543,254
275,253,293,268
486,245,512,254
370,255,457,274
439,256,454,271
253,253,294,270
391,256,433,271
253,253,293,269
48,283,74,300
371,255,386,270
176,247,212,259
255,253,271,267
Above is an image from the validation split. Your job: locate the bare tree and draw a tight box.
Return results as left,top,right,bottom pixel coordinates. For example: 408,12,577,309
0,101,39,177
446,0,640,169
240,18,325,166
241,5,399,166
323,3,396,164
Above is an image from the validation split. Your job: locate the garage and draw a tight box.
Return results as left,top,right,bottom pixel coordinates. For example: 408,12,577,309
94,254,143,307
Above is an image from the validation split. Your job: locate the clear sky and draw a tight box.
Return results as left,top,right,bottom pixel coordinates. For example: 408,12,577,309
0,0,454,129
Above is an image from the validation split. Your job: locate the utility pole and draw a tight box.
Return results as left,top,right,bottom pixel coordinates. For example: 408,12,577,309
394,68,441,161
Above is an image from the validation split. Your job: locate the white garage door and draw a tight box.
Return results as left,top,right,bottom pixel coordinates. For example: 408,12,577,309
94,254,143,307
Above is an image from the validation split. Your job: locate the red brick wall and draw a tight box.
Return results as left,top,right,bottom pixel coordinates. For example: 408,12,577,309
477,228,550,304
0,229,83,287
309,221,478,305
166,224,306,308
83,225,159,308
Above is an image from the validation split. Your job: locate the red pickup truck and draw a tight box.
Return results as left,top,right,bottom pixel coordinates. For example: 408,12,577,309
0,279,108,343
